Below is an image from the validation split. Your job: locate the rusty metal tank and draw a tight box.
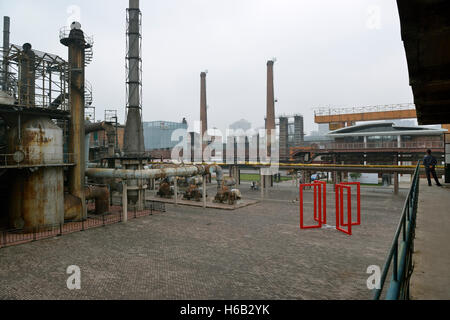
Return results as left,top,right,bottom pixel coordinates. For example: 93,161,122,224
8,117,64,230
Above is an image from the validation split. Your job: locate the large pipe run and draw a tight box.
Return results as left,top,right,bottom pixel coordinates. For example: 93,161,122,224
86,166,207,180
86,164,224,188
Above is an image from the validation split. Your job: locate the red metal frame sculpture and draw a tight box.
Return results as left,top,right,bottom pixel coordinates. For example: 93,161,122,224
300,181,361,236
339,182,361,226
299,183,322,229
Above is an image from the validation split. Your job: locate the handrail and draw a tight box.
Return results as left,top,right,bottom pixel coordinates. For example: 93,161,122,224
373,162,420,300
314,103,416,117
293,141,444,150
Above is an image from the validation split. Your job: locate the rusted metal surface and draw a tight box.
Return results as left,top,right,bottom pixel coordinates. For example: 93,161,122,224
8,117,64,230
19,43,36,107
85,185,110,215
8,117,64,165
9,167,64,231
61,24,87,221
64,193,82,221
214,186,239,205
183,184,203,202
157,181,173,198
85,121,115,135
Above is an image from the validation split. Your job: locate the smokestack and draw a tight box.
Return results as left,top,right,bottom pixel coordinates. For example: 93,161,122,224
19,43,35,107
60,22,88,220
294,115,304,145
124,0,145,157
279,117,288,161
2,16,10,91
124,0,145,206
200,72,208,138
266,60,275,155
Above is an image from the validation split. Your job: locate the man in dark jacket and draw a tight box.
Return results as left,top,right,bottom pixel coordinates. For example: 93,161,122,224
423,149,442,187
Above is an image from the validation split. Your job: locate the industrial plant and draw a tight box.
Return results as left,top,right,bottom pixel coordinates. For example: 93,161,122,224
0,0,449,304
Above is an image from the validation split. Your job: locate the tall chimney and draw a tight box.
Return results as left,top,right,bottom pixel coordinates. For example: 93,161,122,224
2,16,10,91
60,22,88,220
200,72,208,138
124,0,145,157
279,117,288,162
266,60,276,155
123,0,145,206
294,115,304,146
19,43,35,107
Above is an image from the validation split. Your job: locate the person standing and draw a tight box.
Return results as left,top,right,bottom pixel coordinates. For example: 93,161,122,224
423,149,442,187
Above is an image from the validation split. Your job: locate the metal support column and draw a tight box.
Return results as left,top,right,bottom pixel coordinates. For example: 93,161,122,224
203,175,207,209
394,172,399,195
174,177,178,206
260,169,264,199
122,181,128,223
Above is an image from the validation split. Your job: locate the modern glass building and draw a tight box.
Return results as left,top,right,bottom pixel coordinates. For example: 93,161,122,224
143,121,188,151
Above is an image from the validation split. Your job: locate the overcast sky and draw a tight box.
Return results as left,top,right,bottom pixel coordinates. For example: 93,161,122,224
1,0,414,135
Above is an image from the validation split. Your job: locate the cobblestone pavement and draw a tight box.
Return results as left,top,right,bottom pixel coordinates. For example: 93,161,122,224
0,185,406,300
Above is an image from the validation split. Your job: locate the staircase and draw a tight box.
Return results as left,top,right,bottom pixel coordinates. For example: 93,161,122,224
85,80,93,106
85,45,93,67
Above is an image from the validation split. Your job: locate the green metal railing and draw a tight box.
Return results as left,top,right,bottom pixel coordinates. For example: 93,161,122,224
374,162,420,300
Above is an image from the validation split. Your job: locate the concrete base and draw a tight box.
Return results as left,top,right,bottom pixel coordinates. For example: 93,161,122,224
146,195,259,211
410,181,450,299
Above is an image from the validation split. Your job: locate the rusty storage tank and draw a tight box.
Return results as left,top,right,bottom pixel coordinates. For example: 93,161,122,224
8,117,64,230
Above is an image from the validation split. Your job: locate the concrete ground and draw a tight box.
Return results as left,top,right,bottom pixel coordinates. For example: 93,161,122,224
410,181,450,300
0,183,406,300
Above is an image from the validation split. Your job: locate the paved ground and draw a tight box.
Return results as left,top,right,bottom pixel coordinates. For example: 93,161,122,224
0,184,406,300
410,181,450,300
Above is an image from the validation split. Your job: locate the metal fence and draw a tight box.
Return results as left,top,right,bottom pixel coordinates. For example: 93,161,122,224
0,201,165,249
314,103,416,117
373,162,420,300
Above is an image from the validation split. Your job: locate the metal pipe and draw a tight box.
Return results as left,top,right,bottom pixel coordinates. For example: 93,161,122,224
85,185,110,215
174,177,178,205
207,165,223,189
122,181,128,222
85,121,116,158
64,194,82,221
86,166,208,180
202,175,207,208
60,23,88,220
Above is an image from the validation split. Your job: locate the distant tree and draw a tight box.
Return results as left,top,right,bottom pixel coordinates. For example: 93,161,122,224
350,172,362,181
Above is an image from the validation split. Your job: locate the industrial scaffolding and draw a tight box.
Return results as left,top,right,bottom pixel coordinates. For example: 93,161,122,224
1,44,69,110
